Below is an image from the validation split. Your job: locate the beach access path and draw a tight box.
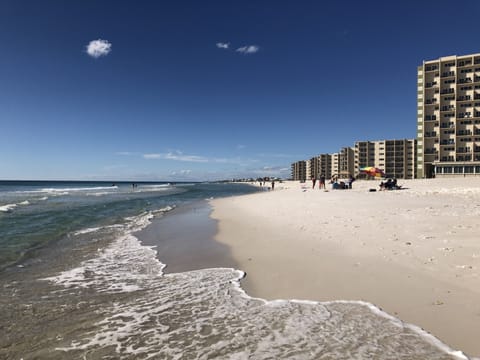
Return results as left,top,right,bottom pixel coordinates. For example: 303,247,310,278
210,178,480,358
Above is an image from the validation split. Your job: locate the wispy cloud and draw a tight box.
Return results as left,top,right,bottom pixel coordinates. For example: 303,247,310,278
86,39,112,58
171,169,192,176
236,144,246,150
236,45,260,54
216,42,230,49
115,151,136,156
143,151,209,163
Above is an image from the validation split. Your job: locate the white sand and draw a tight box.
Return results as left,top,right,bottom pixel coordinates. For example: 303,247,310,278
210,178,480,358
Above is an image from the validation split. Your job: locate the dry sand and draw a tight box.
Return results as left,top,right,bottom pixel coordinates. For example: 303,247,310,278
210,178,480,358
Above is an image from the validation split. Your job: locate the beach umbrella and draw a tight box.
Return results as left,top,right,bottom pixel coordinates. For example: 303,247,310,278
359,166,385,177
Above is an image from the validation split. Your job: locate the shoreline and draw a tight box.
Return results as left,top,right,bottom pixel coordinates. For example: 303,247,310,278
210,178,480,358
136,200,239,274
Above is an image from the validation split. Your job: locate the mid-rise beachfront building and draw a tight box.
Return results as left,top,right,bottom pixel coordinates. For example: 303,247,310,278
291,160,307,181
417,53,480,177
355,139,417,179
291,139,416,181
331,153,339,177
338,147,355,178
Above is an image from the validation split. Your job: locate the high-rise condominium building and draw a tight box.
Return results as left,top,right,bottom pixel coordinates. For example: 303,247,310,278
417,53,480,178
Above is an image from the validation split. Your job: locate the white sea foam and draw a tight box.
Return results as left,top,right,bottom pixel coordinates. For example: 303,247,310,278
0,203,17,212
15,186,118,195
45,211,470,359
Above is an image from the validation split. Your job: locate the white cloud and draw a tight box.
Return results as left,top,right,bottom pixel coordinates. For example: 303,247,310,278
216,42,230,49
236,144,246,150
86,39,112,58
236,45,259,54
143,151,208,163
171,169,192,176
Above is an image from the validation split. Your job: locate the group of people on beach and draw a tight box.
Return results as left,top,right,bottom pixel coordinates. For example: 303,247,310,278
257,177,276,190
379,178,401,191
311,174,355,190
311,174,326,189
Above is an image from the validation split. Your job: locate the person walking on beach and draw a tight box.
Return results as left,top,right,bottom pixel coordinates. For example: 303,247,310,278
319,174,326,189
271,180,275,190
311,176,317,189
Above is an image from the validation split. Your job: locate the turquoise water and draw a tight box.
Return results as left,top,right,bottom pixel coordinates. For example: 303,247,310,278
0,181,471,359
0,180,255,269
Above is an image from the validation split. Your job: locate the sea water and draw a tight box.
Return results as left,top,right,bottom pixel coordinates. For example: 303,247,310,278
0,181,470,359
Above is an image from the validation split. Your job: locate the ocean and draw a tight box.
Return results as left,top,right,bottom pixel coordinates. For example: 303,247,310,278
0,180,470,359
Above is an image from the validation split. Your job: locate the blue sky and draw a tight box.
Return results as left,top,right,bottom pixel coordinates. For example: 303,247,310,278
1,1,480,181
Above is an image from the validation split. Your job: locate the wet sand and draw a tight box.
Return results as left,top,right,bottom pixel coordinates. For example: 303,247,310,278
137,201,238,273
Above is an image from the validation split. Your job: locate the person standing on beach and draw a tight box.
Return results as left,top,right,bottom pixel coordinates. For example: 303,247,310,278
319,174,326,189
311,176,317,189
271,180,275,190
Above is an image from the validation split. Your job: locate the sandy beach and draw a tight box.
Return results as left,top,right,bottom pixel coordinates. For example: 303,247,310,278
210,178,480,358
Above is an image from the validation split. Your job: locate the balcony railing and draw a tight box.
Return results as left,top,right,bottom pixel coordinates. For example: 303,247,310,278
440,140,455,145
440,123,455,128
458,78,473,84
457,130,473,136
440,88,455,94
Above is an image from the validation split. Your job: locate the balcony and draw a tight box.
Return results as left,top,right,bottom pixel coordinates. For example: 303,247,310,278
440,139,455,145
457,148,471,154
440,88,455,94
458,61,473,67
457,130,473,136
440,122,455,128
458,78,473,84
425,115,437,121
458,113,473,119
424,148,438,155
424,132,437,137
441,106,455,111
425,99,437,105
442,71,455,77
